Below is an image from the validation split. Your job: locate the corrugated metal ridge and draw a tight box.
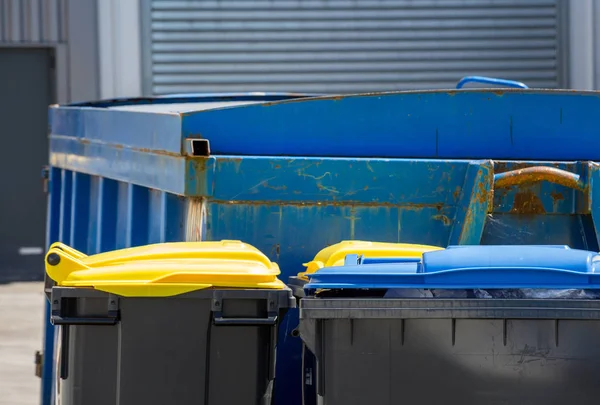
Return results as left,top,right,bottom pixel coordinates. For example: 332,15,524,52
0,0,67,43
147,0,561,94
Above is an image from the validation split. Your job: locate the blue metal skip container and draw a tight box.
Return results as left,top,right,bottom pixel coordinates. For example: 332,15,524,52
300,245,600,405
43,85,600,405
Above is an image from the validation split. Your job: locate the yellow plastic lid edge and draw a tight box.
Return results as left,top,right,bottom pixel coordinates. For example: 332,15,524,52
91,279,287,297
94,284,211,297
45,247,90,284
321,244,442,269
298,242,444,280
49,242,87,259
82,241,273,268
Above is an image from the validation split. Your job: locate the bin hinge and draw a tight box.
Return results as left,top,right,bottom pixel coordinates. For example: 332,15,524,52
41,166,50,193
34,351,43,378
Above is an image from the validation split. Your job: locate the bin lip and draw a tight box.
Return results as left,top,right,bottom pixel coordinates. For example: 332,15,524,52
45,241,289,297
51,284,296,306
304,245,600,292
298,296,600,320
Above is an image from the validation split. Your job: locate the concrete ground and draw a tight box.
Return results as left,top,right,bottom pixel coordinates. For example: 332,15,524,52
0,282,45,405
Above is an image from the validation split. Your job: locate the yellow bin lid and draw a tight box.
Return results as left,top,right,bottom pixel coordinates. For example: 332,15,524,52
298,240,442,280
45,240,286,297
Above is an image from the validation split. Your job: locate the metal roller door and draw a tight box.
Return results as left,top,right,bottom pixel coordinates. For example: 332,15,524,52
142,0,565,94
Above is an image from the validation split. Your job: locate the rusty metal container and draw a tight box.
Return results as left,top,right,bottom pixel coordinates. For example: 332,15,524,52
41,82,600,405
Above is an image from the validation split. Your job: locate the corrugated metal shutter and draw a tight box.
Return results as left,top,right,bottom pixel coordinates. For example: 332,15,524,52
144,0,564,94
0,0,67,43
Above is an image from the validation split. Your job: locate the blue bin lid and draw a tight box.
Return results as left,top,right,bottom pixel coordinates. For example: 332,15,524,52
304,245,600,291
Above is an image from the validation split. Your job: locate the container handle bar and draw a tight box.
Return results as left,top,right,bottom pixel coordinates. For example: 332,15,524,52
51,316,119,326
493,166,585,191
456,76,528,89
213,315,278,326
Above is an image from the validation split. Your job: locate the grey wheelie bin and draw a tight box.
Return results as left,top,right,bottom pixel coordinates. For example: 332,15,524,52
299,245,600,405
288,240,442,405
45,240,295,405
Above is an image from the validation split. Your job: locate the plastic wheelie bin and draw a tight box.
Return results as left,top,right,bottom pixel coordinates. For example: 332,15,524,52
43,78,600,405
45,240,294,405
288,240,441,404
300,245,600,405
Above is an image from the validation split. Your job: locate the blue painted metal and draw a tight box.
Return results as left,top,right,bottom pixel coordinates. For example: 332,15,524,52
305,245,600,290
42,90,600,405
448,161,493,245
50,89,600,161
68,92,321,108
456,75,529,89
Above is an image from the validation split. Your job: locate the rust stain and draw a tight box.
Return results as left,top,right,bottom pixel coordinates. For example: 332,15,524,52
316,183,338,194
493,90,505,96
297,171,332,181
212,199,446,208
363,185,369,191
550,191,564,204
511,191,546,214
188,158,207,172
264,184,287,191
456,207,477,242
187,158,209,195
453,186,461,201
495,166,584,191
493,161,531,173
433,214,451,226
135,147,181,157
274,164,281,169
476,176,489,205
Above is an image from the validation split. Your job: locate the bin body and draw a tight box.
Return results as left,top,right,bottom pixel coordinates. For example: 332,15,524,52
43,90,600,405
289,240,442,404
56,290,117,405
45,240,292,405
52,287,292,405
300,245,600,405
300,298,600,405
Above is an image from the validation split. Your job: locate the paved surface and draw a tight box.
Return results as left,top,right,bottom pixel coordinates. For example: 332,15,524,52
0,282,45,405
